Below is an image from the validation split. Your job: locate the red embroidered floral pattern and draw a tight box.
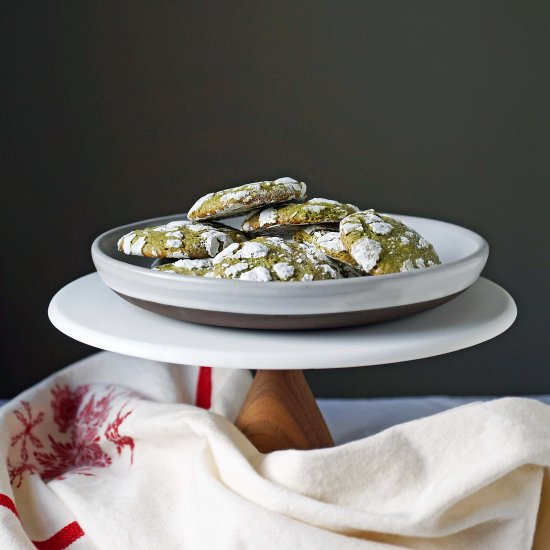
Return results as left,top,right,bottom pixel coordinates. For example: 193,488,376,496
7,384,136,487
50,384,89,433
7,459,38,489
105,406,135,464
10,401,44,462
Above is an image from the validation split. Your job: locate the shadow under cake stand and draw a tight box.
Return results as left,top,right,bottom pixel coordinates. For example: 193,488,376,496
48,273,516,453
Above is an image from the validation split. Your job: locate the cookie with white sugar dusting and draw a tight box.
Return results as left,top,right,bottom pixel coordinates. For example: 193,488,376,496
340,210,441,275
117,220,246,259
242,198,359,233
187,177,306,221
153,258,215,277
211,237,347,282
292,226,362,271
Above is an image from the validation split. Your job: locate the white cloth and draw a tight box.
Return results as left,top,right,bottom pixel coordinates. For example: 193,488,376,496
319,395,550,444
1,352,549,549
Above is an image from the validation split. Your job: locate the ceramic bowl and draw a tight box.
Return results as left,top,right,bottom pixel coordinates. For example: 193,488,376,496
91,213,488,330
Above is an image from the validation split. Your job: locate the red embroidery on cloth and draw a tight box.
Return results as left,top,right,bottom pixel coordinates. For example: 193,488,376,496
34,434,112,481
195,366,212,409
35,389,120,480
7,385,135,486
7,459,38,489
10,401,44,462
0,494,84,549
51,384,90,433
105,405,135,464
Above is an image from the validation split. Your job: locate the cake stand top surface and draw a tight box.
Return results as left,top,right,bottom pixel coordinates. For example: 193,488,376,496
48,273,515,370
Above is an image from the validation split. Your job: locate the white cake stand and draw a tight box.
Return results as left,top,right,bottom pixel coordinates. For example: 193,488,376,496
49,273,516,452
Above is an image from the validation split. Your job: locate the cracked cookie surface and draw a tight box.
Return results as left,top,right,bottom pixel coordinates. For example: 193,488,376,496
242,198,358,233
340,210,441,275
292,226,361,270
153,258,215,277
117,220,246,259
211,237,347,281
188,177,306,221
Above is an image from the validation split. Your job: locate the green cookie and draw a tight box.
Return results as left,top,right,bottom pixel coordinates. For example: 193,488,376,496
340,210,441,275
292,226,362,271
117,220,246,259
242,198,359,233
212,237,346,281
188,177,306,221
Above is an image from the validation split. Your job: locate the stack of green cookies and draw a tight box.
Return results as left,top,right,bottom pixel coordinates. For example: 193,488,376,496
117,177,441,282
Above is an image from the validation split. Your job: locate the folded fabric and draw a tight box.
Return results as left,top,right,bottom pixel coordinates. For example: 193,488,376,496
1,352,549,550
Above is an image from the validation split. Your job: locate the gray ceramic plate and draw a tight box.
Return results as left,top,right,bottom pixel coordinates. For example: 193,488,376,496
91,213,488,330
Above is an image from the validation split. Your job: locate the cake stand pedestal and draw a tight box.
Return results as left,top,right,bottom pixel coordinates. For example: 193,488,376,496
48,274,516,453
235,369,335,452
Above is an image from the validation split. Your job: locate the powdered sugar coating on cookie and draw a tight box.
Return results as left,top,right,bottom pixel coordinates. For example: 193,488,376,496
187,178,307,221
242,198,359,233
239,266,272,281
117,220,246,259
292,225,362,272
350,238,382,273
154,258,215,277
339,210,441,275
211,236,346,282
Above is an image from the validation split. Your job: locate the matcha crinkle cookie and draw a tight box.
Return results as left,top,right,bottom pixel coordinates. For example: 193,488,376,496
340,210,441,275
293,226,361,269
187,177,306,221
242,198,359,233
117,220,246,259
212,237,347,281
153,258,215,277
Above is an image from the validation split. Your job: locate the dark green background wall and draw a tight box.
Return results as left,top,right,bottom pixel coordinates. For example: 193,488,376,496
2,1,548,397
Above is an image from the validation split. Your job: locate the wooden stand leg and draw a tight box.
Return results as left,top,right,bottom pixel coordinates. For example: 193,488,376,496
234,370,334,453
